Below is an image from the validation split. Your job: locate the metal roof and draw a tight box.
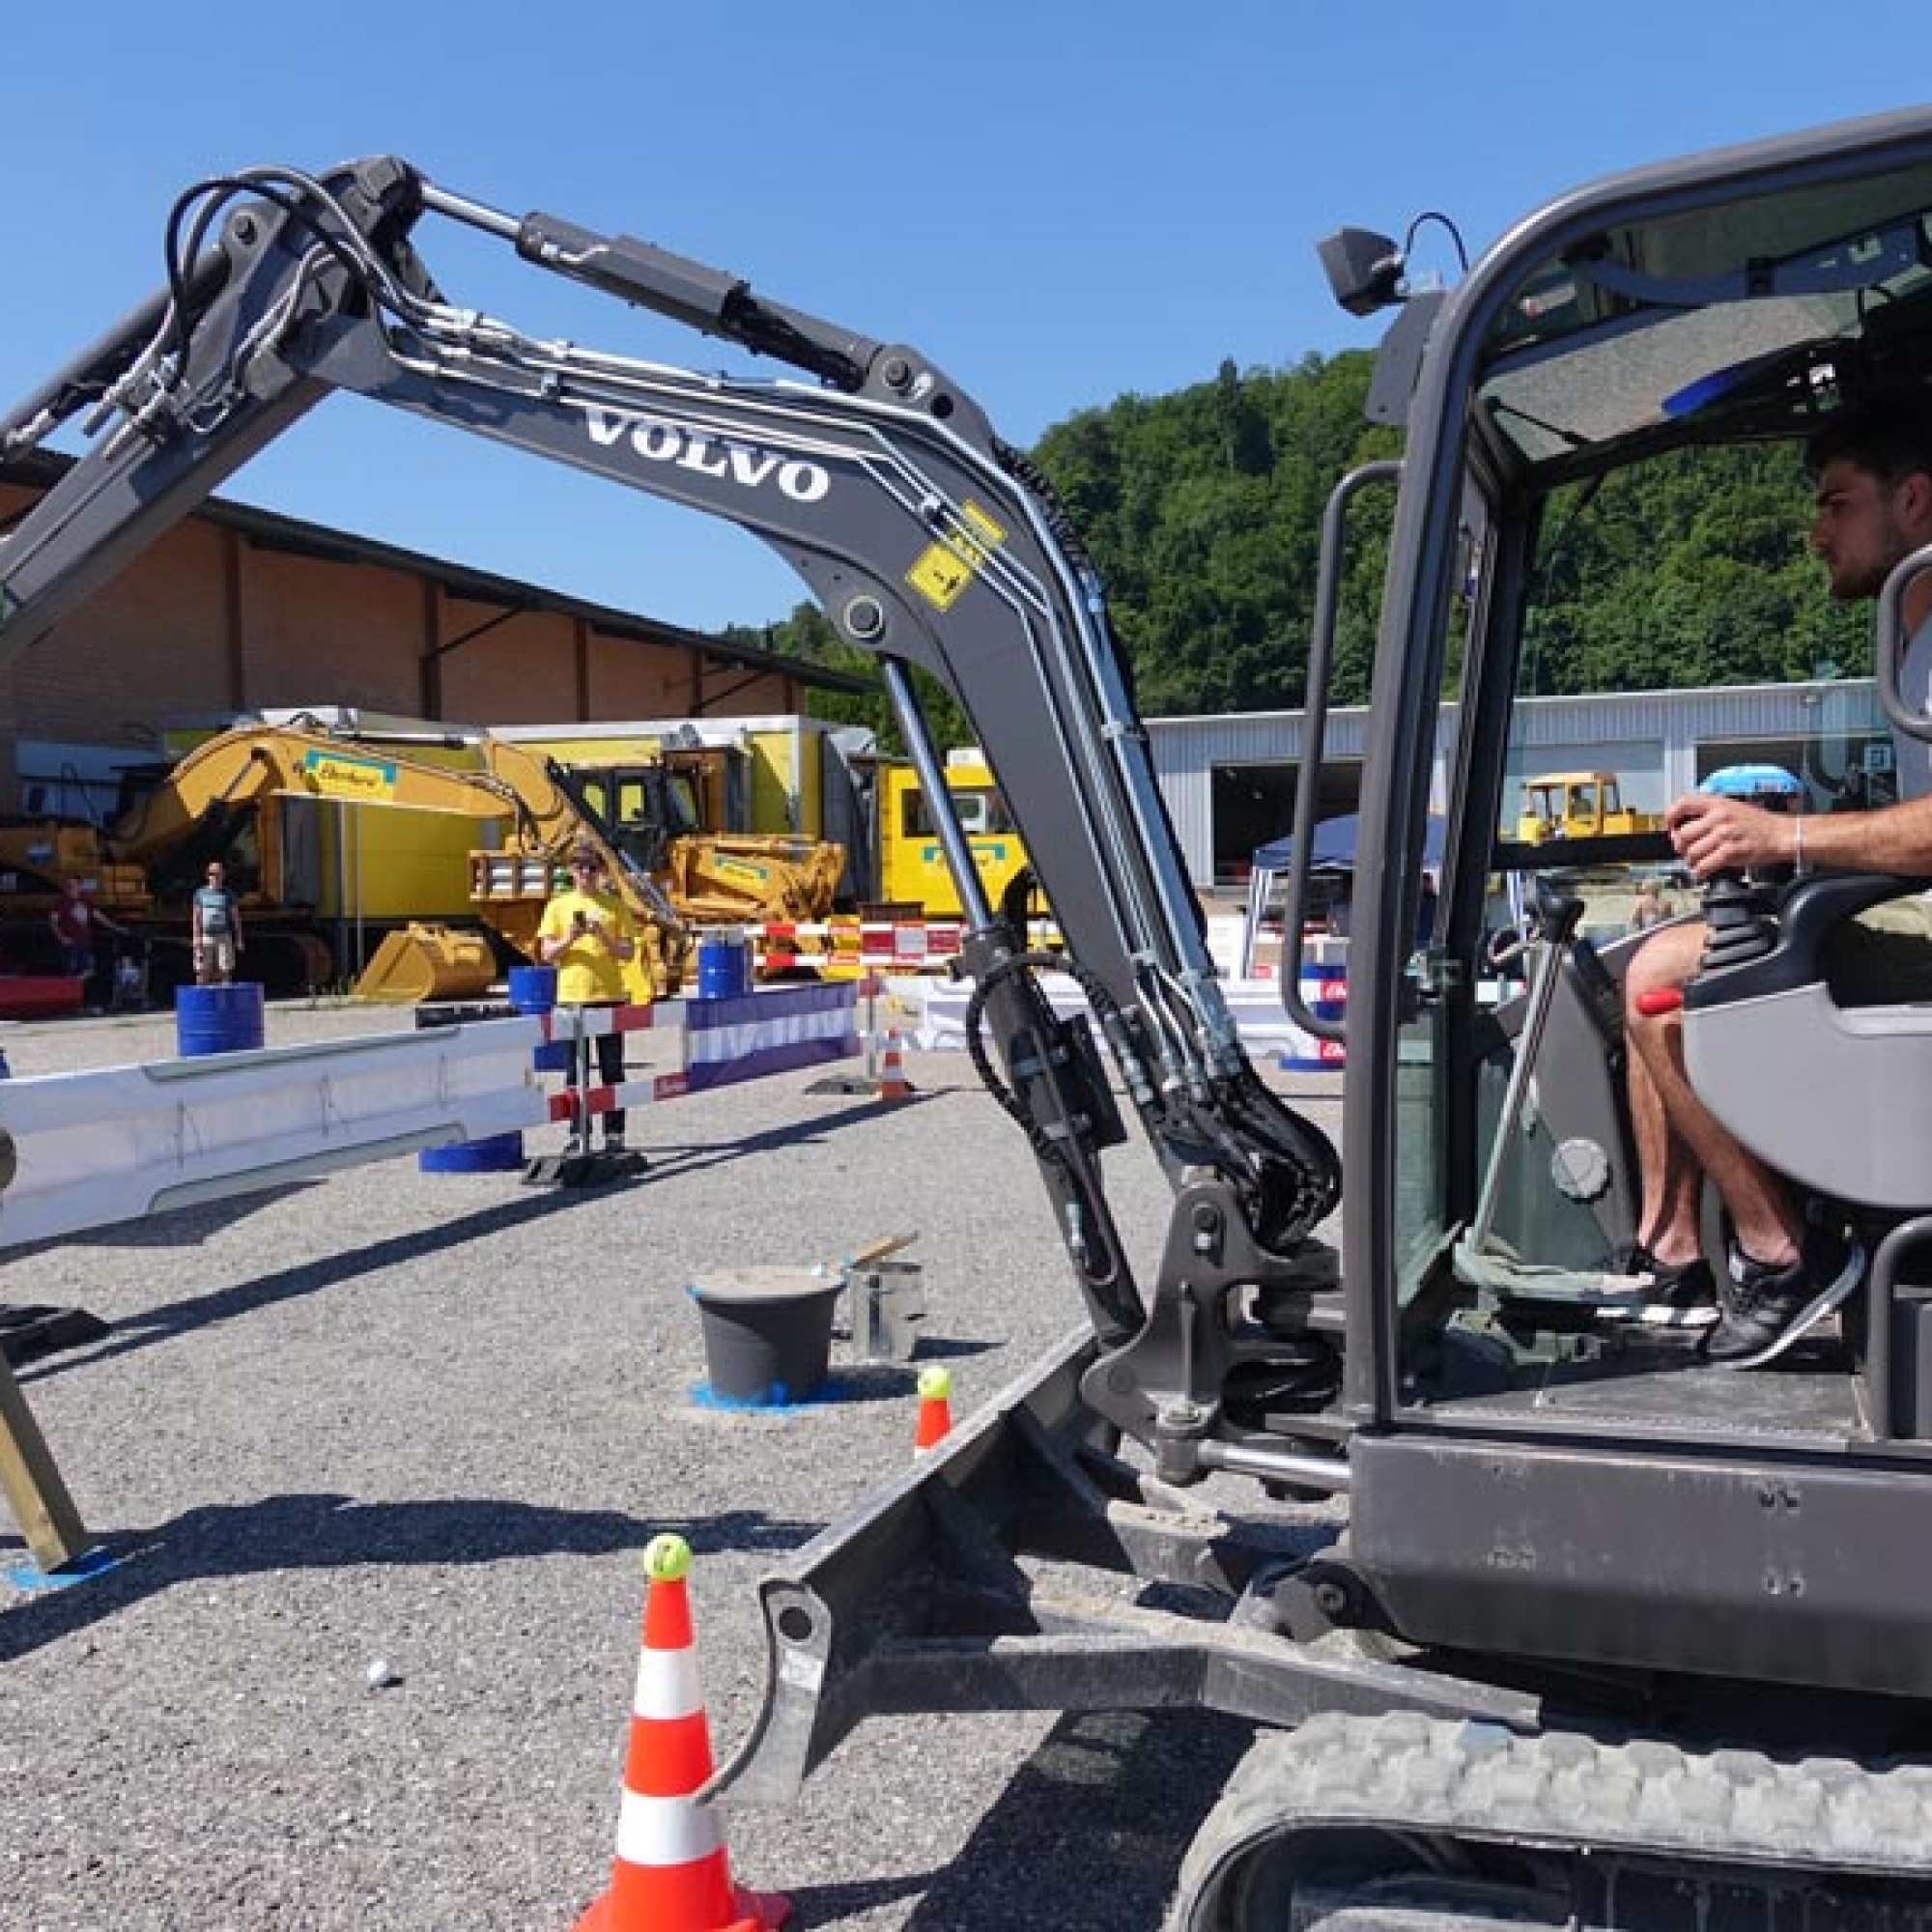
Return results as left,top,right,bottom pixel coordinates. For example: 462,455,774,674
0,447,875,697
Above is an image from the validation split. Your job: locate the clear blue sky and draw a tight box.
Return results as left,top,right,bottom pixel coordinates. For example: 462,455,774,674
3,4,1927,638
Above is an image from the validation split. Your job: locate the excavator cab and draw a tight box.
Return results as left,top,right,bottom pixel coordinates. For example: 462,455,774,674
1313,113,1932,1716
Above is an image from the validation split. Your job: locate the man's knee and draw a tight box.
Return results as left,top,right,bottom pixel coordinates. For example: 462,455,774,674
1625,920,1704,1011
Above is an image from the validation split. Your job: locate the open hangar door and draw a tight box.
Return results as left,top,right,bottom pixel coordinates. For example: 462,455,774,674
1211,761,1360,890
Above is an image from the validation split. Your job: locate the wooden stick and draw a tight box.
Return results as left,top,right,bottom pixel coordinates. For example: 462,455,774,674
843,1231,919,1270
0,1350,93,1573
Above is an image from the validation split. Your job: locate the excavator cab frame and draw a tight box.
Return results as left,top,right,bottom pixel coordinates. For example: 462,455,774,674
1324,110,1932,1698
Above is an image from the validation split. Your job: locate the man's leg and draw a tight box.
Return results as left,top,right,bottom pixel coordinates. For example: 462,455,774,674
564,1014,592,1155
596,1023,626,1150
1625,1045,1706,1267
1626,917,1863,1366
1624,921,1799,1268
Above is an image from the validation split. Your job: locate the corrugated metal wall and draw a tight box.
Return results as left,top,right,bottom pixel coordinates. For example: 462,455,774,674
1150,679,1882,888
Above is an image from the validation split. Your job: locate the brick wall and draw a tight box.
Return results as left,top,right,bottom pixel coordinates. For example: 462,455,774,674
0,478,804,804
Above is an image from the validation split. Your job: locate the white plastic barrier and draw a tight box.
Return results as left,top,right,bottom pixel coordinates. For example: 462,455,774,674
897,974,1318,1058
0,1025,546,1249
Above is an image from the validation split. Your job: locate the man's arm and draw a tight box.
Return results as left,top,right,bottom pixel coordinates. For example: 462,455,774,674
536,897,575,964
1666,791,1932,878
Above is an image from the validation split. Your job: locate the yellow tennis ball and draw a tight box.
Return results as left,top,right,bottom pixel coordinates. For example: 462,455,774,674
917,1366,952,1402
644,1533,693,1583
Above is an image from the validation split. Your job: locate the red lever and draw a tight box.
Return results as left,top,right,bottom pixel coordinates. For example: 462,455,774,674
1634,988,1684,1017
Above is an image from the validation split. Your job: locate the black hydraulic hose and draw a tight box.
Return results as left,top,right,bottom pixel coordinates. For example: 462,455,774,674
993,438,1099,580
960,949,1131,1305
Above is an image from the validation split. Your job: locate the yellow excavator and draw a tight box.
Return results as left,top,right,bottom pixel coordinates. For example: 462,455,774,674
0,720,845,1001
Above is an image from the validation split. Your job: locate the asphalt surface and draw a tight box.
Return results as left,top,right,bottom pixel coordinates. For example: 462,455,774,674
0,997,1343,1931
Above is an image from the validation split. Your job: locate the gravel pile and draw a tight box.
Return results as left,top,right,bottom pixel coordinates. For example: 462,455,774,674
0,998,1342,1930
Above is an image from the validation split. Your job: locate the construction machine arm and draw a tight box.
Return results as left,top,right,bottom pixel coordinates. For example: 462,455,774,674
109,721,541,861
0,156,1339,1451
110,718,691,980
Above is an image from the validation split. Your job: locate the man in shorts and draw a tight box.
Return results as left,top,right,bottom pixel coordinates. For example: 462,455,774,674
1621,389,1932,1367
191,862,245,985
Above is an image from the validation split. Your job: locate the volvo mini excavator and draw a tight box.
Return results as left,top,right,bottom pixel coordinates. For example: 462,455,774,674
8,109,1932,1925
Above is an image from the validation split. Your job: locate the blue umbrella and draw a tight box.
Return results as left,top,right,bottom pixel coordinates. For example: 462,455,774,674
1698,763,1803,800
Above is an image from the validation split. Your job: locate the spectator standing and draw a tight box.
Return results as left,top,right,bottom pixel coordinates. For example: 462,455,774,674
191,862,245,985
1415,870,1439,948
537,844,639,1155
49,876,125,1009
1626,878,1675,933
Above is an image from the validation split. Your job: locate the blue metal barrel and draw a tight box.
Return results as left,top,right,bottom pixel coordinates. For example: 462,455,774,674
696,934,751,1000
175,982,265,1057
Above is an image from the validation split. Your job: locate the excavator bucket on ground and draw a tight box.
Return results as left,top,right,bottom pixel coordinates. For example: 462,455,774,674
351,923,497,1005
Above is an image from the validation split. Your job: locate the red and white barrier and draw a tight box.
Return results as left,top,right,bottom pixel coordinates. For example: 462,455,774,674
532,979,870,1126
749,917,1059,976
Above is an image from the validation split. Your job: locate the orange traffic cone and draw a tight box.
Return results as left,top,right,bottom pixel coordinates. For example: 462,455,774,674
877,1032,914,1102
913,1364,953,1452
577,1535,790,1932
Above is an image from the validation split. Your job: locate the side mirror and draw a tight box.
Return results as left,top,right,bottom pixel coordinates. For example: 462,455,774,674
1318,227,1406,317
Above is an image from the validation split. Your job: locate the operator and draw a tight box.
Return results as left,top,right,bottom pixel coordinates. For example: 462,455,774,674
536,843,639,1157
191,862,245,986
1619,389,1932,1369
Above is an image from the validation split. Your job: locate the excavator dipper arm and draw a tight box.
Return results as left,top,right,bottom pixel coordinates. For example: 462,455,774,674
0,155,1339,1435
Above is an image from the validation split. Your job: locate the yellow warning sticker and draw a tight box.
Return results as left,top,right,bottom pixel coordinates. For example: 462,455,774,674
905,499,1008,611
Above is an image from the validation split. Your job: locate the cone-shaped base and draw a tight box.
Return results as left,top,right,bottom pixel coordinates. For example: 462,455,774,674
575,1876,790,1931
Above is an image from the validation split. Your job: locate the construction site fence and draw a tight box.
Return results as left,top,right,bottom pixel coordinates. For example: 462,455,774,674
748,916,1061,977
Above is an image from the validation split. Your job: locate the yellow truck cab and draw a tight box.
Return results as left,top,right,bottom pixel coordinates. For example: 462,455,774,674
875,753,1033,918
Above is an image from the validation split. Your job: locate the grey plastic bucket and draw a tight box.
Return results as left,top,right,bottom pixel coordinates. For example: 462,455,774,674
689,1265,842,1406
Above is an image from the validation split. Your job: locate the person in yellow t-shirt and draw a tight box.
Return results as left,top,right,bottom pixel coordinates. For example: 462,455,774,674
536,844,639,1154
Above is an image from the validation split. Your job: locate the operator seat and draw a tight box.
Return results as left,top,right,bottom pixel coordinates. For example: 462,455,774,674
1684,870,1932,1435
1683,872,1932,1211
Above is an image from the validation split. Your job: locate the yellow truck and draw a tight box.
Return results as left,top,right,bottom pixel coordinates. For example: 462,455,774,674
499,717,1037,923
872,752,1035,919
1515,770,1664,844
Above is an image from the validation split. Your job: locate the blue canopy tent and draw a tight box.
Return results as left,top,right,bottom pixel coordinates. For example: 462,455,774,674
1240,813,1448,977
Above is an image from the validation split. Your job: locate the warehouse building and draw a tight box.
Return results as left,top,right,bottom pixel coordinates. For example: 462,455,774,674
1150,678,1895,891
0,451,867,823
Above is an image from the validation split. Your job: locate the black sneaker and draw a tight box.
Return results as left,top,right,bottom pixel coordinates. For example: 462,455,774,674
1600,1244,1720,1329
1698,1228,1865,1369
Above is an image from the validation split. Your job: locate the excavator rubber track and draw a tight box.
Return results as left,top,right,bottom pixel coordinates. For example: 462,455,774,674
1171,1709,1932,1930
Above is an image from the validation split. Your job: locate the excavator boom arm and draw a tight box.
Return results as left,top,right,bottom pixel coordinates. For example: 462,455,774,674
0,155,1339,1407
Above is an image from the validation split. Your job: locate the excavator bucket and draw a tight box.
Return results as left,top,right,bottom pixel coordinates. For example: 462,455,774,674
351,923,497,1005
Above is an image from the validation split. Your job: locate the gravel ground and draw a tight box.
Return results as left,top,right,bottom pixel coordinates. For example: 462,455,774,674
0,998,1343,1931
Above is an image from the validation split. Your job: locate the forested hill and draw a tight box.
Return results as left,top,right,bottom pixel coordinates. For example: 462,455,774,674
732,350,1871,745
